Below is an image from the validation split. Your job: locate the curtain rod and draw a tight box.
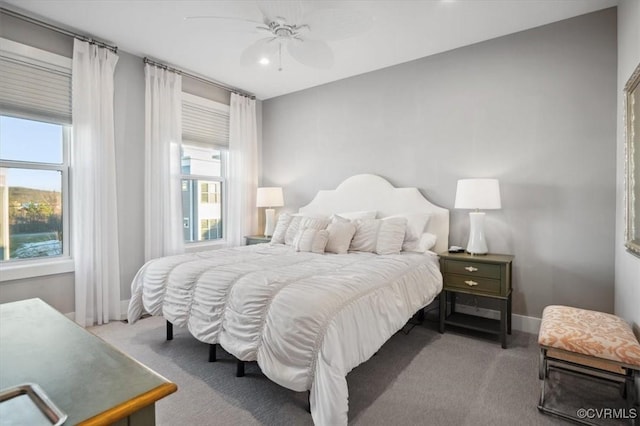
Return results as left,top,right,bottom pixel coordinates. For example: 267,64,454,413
143,57,254,100
1,7,118,53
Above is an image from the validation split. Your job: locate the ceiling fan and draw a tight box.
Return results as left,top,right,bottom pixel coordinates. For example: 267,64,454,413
186,1,372,71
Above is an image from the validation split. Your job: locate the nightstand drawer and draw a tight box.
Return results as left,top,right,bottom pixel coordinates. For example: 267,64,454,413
444,274,501,295
245,235,271,245
444,260,501,279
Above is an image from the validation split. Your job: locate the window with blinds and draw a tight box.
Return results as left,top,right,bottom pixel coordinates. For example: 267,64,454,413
182,92,229,147
0,38,72,266
181,93,230,244
0,38,72,124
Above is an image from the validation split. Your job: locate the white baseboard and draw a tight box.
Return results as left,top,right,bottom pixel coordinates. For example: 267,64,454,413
63,299,130,324
453,303,541,334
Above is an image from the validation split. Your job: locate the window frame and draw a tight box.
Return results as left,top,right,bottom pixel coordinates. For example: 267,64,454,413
0,118,73,280
0,39,74,281
181,93,230,249
181,155,228,248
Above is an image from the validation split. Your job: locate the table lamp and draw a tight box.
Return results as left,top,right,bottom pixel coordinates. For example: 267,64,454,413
256,187,284,237
454,179,501,255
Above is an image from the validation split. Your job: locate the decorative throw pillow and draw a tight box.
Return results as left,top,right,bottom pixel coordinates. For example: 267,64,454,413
350,219,379,252
292,228,329,253
325,221,357,254
284,215,330,245
374,217,408,255
349,217,408,254
271,213,293,244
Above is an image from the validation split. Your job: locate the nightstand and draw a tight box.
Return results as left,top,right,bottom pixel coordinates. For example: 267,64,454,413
244,235,271,245
438,252,514,348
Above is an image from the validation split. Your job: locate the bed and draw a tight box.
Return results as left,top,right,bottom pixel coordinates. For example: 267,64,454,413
128,174,449,425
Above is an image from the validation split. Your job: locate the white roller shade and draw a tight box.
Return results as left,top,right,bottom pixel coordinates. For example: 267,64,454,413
0,38,72,125
182,92,230,147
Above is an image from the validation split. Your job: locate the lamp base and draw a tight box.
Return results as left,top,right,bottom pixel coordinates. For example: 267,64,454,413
466,211,488,255
264,208,275,237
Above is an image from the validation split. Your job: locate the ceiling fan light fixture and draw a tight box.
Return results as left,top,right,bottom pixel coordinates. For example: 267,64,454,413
191,2,372,71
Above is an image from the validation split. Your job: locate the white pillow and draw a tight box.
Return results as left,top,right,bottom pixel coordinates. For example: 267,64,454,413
350,219,379,252
332,210,377,221
292,228,329,253
284,215,330,245
349,217,408,255
271,213,293,244
402,232,438,253
325,221,357,254
375,217,408,255
383,213,430,243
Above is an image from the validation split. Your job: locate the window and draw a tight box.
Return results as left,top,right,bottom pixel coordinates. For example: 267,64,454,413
200,182,220,204
181,93,229,244
0,39,72,270
0,116,70,262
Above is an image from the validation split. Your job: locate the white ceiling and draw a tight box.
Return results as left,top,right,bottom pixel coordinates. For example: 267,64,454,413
3,0,617,100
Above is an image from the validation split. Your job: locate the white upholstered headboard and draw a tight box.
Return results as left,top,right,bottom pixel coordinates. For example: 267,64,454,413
298,174,449,254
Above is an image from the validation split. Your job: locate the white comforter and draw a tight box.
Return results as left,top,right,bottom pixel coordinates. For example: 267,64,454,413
128,244,442,425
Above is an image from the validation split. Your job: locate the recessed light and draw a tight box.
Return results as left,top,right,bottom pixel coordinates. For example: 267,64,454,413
259,57,270,65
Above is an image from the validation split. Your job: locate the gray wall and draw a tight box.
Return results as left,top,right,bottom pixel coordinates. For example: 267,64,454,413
615,0,640,335
262,9,618,318
113,50,146,303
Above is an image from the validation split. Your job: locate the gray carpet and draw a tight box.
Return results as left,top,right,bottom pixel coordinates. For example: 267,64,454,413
89,313,631,426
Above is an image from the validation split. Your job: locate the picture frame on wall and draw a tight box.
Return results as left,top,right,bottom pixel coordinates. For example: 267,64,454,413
624,63,640,257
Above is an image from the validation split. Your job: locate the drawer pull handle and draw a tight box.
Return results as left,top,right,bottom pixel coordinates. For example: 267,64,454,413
465,280,479,287
464,266,478,272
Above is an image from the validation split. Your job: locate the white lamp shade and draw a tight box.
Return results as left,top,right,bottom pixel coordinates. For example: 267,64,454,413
454,179,501,210
256,187,284,208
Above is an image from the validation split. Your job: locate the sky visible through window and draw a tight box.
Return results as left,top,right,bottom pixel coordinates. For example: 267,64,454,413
0,116,63,191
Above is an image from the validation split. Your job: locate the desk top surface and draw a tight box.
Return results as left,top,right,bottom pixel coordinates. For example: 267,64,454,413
0,298,176,425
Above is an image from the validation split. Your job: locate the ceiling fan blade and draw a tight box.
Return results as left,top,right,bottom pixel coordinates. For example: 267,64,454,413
240,37,279,67
184,16,264,25
257,1,304,25
303,7,372,41
287,38,333,69
184,15,268,35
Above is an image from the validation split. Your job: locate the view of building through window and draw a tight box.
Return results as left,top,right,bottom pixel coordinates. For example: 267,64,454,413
0,116,67,261
181,143,225,242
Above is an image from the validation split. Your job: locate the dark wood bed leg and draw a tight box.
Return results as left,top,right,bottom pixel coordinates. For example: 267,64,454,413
306,390,311,413
166,320,173,341
209,344,217,362
236,360,245,377
417,308,425,323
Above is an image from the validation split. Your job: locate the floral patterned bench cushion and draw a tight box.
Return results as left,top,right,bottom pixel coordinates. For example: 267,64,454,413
538,305,640,368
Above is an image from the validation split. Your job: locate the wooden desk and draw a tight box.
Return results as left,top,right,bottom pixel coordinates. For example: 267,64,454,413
0,298,177,425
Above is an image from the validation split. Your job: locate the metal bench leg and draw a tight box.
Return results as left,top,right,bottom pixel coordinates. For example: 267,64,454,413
538,348,548,408
166,320,173,341
624,370,639,426
236,360,245,377
209,343,217,362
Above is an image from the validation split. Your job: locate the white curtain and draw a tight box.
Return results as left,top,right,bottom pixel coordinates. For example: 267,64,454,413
71,39,120,327
144,64,184,260
227,93,258,246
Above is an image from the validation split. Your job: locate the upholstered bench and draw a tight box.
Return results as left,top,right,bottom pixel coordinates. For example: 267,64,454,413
538,305,640,425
